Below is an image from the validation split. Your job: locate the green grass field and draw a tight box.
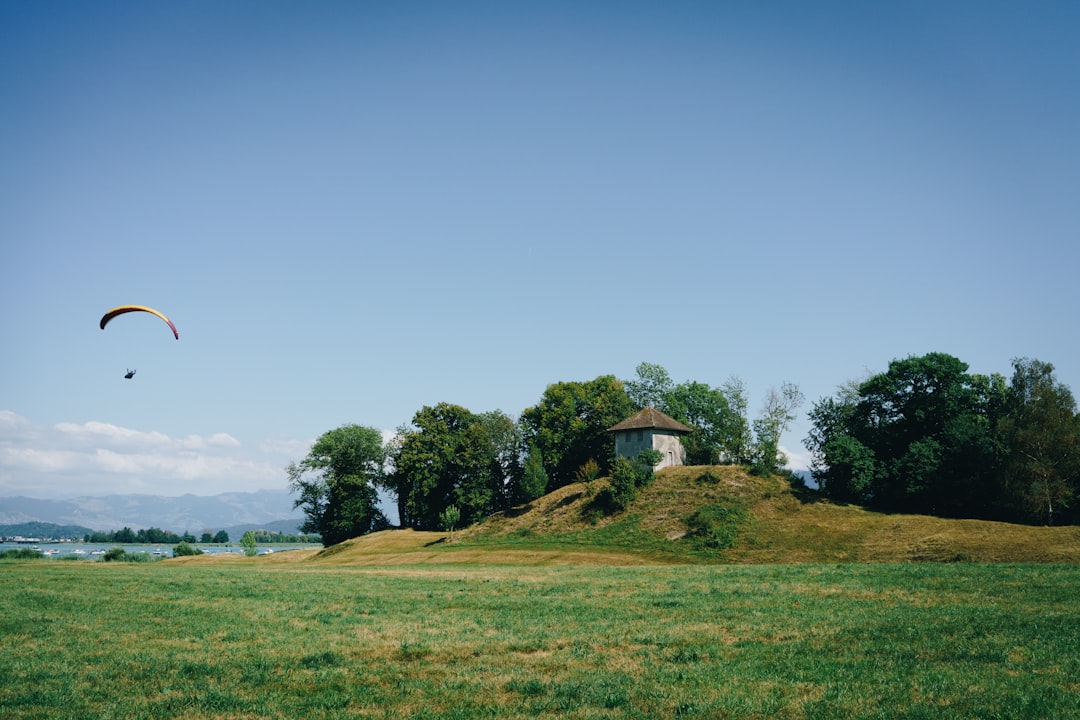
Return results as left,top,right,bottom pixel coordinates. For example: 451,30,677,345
2,560,1078,719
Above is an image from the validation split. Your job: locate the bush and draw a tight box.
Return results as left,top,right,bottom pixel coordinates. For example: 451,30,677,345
575,458,601,485
173,541,202,557
103,548,156,563
684,503,746,549
103,547,127,562
638,449,663,469
610,457,641,509
592,456,658,514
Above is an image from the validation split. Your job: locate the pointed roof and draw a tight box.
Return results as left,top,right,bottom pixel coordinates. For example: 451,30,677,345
608,407,693,434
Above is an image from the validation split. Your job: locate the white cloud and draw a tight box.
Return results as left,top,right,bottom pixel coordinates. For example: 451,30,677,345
779,444,811,472
259,436,315,457
55,421,172,448
0,410,300,498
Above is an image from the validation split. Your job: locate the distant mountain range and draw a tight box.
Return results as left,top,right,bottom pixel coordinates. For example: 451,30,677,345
0,490,305,535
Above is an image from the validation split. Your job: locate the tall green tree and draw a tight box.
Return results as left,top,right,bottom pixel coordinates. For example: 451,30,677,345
998,358,1080,524
806,353,1004,517
720,376,754,464
287,424,389,546
389,403,519,530
514,444,549,504
750,382,805,475
664,380,738,465
519,375,635,491
240,530,257,557
624,362,675,409
805,379,872,502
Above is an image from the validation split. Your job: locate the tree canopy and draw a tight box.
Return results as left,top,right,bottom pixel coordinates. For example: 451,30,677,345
805,353,1079,524
519,375,635,492
388,404,520,530
287,424,390,546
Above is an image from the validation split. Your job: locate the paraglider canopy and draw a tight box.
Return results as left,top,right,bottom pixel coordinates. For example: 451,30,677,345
99,305,179,339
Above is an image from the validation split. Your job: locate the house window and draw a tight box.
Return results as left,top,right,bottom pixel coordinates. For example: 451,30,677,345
637,430,643,442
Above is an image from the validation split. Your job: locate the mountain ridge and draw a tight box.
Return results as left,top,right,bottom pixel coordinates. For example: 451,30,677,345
0,489,304,534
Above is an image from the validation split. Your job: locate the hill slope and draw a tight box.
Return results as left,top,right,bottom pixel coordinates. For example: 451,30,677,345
461,465,1080,563
179,465,1080,566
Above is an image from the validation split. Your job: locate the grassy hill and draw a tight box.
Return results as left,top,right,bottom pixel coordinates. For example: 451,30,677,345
200,464,1080,568
470,465,1080,563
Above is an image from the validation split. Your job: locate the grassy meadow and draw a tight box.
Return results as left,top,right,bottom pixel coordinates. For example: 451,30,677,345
2,559,1078,719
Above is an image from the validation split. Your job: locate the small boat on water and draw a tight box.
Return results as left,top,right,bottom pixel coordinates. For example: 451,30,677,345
71,549,86,555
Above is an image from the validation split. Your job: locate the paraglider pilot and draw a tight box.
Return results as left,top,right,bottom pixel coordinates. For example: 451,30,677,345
124,369,136,379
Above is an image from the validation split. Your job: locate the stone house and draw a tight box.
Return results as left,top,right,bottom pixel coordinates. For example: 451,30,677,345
608,407,693,470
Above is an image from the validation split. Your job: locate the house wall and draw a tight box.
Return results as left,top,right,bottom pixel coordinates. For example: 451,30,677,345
615,429,651,459
614,429,686,469
652,431,686,469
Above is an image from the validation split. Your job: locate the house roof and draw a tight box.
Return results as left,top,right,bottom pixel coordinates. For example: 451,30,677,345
607,407,693,434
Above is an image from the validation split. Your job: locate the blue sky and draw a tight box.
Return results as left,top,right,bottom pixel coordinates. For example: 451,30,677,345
3,1,1078,500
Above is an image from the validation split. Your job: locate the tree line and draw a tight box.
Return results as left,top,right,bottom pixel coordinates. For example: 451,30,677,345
83,527,319,544
84,527,222,544
804,353,1080,525
289,363,804,545
289,354,1080,546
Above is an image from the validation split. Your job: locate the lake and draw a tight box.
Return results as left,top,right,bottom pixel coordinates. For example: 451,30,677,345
0,541,319,559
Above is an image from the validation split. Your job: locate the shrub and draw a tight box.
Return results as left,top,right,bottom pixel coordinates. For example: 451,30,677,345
173,541,202,557
684,503,746,549
638,449,663,469
439,505,461,533
593,456,658,514
609,459,639,509
575,458,601,485
103,547,127,562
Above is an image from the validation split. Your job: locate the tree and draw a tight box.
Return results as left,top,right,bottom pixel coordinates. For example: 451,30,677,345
666,380,745,465
625,362,674,409
212,530,230,544
241,530,257,557
806,353,1004,517
520,375,635,491
514,445,549,504
720,376,754,464
287,424,389,546
751,382,804,475
998,358,1080,524
805,378,863,497
389,404,519,530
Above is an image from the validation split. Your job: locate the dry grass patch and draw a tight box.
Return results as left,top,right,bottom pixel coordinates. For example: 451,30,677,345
175,465,1080,569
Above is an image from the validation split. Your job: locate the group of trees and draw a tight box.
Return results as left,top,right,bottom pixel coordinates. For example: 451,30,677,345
805,353,1080,525
289,363,803,544
83,527,229,544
